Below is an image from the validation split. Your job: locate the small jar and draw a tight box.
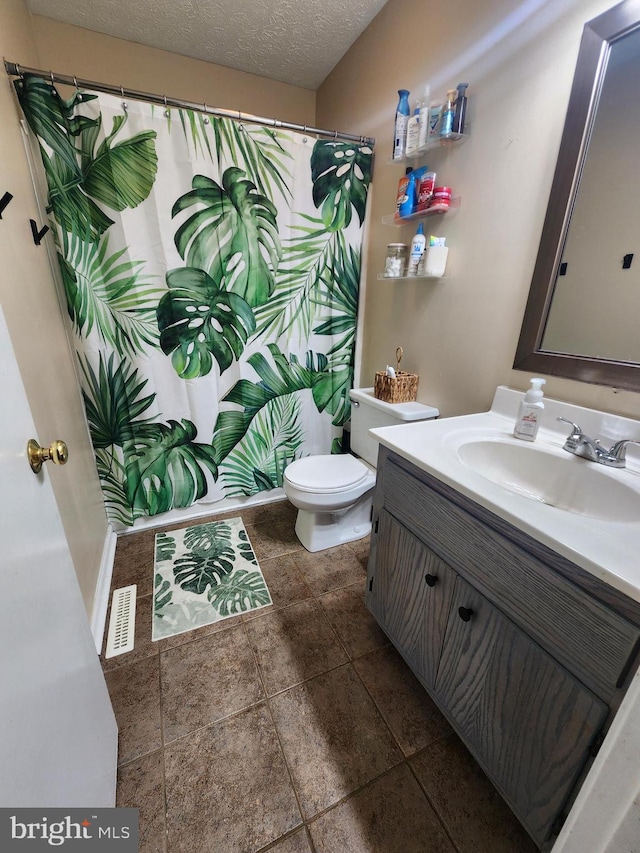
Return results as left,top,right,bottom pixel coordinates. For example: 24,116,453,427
428,186,452,213
384,243,408,277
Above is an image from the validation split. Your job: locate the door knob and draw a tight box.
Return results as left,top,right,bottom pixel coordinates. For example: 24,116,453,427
27,438,69,473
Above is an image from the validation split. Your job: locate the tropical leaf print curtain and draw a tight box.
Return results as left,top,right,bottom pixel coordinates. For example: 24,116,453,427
15,75,372,529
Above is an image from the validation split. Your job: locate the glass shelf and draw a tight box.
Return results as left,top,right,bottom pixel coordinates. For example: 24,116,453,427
377,273,447,281
387,131,469,165
382,196,461,226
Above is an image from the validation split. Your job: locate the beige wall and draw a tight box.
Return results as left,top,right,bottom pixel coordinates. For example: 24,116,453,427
0,0,107,616
31,16,316,126
318,0,640,419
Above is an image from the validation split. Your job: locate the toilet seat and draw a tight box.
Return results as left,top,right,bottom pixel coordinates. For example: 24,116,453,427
284,455,370,494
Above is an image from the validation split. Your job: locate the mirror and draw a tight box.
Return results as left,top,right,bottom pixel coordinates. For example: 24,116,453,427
514,0,640,392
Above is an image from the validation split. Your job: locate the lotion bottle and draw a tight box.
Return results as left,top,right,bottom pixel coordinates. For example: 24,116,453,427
513,378,546,441
408,223,426,276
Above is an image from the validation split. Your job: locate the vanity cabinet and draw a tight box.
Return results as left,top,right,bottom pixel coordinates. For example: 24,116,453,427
366,446,640,850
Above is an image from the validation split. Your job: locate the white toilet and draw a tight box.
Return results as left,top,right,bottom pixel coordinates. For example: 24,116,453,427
283,387,439,552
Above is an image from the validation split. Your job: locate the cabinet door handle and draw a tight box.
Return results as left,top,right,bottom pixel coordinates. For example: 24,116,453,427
424,574,438,587
458,606,474,622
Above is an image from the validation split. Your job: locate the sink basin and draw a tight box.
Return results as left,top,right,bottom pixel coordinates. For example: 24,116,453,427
457,439,640,522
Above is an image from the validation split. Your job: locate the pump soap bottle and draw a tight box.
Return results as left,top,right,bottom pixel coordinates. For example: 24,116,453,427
513,378,546,442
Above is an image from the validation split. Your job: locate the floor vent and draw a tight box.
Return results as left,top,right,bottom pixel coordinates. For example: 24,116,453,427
105,585,137,658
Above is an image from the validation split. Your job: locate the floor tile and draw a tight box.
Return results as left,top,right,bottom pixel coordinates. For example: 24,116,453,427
308,763,455,853
116,750,166,853
269,664,402,819
165,704,302,853
259,828,313,853
160,624,264,742
347,535,371,571
245,598,348,695
318,581,388,660
242,553,313,621
105,655,162,766
292,545,365,596
111,530,156,597
246,520,303,561
354,645,452,756
410,735,538,853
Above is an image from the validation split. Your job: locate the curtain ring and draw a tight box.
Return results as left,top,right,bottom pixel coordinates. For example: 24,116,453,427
120,85,125,97
73,75,78,89
163,94,170,117
15,64,23,78
49,70,54,83
334,130,338,139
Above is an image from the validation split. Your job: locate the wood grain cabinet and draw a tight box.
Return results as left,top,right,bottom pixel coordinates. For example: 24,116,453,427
366,446,640,850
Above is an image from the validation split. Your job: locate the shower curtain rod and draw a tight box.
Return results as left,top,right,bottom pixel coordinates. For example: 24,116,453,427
4,61,375,146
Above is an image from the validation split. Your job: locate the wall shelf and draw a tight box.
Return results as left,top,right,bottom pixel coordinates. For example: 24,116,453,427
382,196,461,226
377,273,447,282
387,131,469,165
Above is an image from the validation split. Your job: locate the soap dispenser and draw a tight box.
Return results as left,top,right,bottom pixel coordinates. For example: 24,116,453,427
513,378,546,441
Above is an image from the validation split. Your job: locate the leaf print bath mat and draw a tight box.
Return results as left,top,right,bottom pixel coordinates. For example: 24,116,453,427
152,517,271,641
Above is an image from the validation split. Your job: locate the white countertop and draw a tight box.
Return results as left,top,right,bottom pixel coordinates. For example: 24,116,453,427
370,386,640,604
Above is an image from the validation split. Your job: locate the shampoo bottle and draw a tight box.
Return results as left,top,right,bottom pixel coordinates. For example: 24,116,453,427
513,378,546,441
393,89,411,160
408,223,426,276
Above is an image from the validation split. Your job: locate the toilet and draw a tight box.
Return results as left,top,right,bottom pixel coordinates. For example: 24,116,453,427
283,387,439,552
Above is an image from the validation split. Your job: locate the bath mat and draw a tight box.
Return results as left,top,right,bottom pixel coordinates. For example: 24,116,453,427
152,517,271,641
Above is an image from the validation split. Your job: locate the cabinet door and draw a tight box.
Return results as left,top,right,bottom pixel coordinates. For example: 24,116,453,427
367,509,455,687
436,577,608,845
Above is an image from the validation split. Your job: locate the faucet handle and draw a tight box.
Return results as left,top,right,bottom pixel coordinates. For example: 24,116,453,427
556,417,584,442
607,439,640,466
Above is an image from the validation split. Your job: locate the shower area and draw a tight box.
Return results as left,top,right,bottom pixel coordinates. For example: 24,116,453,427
10,67,374,531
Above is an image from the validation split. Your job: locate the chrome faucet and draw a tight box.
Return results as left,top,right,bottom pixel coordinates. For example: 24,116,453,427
556,417,640,468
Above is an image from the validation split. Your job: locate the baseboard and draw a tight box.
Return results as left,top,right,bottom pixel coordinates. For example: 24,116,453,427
119,489,287,536
90,525,118,653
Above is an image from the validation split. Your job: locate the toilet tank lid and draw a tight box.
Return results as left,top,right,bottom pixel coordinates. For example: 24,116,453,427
349,387,439,422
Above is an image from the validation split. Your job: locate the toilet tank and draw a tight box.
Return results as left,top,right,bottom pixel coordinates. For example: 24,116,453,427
348,387,439,467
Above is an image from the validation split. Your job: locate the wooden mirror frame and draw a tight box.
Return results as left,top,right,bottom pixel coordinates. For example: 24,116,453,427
513,0,640,391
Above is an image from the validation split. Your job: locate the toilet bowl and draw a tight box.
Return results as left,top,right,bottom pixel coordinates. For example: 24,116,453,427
283,454,376,552
283,387,439,552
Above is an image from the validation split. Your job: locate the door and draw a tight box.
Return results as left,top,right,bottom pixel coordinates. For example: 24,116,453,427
368,509,455,687
0,308,118,806
435,576,607,846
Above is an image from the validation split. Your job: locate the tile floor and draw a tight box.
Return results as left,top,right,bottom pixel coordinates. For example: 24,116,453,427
101,499,538,853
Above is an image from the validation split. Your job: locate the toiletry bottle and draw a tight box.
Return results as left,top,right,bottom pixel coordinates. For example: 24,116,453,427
452,83,469,134
393,89,411,160
408,223,427,276
513,378,546,441
427,99,443,140
405,107,421,155
416,84,431,149
398,168,418,218
440,89,457,137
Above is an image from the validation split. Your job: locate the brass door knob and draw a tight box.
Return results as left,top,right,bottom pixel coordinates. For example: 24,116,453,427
27,438,69,473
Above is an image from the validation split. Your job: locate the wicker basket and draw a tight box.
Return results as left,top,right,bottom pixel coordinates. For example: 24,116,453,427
374,370,419,403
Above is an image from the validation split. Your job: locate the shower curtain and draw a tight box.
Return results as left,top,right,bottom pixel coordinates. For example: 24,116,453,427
15,75,373,529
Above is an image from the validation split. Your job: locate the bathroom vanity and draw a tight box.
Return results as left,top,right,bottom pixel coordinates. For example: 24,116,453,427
365,388,640,850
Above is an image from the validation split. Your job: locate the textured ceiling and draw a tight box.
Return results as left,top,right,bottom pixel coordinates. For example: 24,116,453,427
27,0,389,90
